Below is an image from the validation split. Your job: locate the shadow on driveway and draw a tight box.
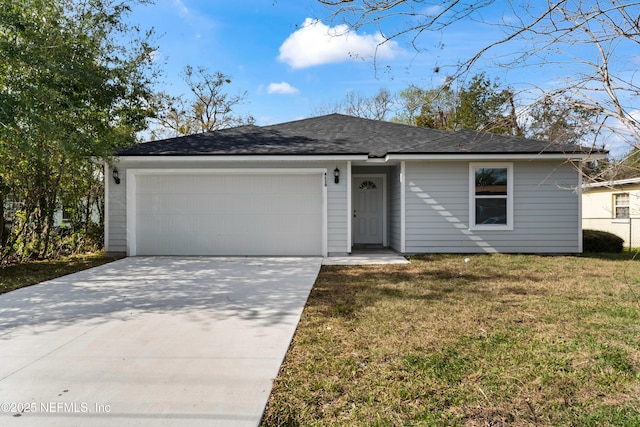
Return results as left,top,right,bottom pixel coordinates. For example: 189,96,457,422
0,257,321,427
0,257,321,334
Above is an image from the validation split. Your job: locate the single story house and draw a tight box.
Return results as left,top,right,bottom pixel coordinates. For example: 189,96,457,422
105,114,604,257
582,177,640,248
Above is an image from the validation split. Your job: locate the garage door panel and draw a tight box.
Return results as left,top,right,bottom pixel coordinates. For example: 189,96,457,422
134,173,324,256
137,193,322,216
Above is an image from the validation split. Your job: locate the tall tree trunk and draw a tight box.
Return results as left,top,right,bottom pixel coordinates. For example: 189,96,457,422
0,182,6,248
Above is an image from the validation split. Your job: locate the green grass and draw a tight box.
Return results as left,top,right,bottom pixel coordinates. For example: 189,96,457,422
0,252,122,295
262,254,640,426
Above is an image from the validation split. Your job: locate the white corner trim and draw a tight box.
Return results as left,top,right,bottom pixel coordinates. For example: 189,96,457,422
346,161,352,253
578,164,583,253
104,162,110,251
125,169,137,256
322,174,328,257
400,161,406,253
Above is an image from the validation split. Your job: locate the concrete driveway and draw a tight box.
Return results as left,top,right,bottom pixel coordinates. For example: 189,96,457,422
0,257,322,426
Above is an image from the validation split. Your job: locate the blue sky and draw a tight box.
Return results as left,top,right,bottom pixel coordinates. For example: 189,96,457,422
129,0,514,125
127,1,638,157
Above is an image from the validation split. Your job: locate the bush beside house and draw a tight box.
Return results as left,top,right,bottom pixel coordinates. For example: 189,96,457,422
583,229,624,253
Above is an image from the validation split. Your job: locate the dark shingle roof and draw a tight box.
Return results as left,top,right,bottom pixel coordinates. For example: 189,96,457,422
117,114,603,157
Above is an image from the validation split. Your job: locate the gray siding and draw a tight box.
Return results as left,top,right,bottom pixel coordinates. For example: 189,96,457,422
389,165,402,252
404,160,581,253
107,158,582,255
327,162,349,254
106,168,127,254
106,160,349,255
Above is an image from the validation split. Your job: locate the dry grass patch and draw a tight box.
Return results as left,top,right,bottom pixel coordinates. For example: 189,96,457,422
262,254,640,426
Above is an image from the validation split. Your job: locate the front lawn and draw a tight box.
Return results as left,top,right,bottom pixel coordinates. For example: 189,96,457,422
262,254,640,426
0,252,121,295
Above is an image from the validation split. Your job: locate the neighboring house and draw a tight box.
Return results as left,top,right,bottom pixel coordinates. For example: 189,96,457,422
105,114,603,257
582,177,640,248
2,198,71,228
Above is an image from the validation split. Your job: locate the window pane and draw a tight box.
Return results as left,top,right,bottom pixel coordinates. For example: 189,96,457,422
616,207,630,219
476,198,507,224
614,193,630,218
359,180,377,190
475,168,508,195
614,193,629,206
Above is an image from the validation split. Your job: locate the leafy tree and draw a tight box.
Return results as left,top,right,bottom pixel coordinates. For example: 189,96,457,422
455,74,520,135
526,96,596,145
622,149,640,178
152,66,254,138
413,86,456,130
393,85,426,126
408,74,520,135
594,148,640,181
0,0,157,262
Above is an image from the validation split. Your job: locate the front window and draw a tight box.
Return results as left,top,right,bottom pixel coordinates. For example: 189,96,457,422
470,163,513,230
614,193,630,219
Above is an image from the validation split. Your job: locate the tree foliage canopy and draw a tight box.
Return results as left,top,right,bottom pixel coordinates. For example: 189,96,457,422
0,0,158,261
394,74,521,136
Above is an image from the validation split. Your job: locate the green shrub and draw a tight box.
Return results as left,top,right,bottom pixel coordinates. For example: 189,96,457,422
583,229,624,253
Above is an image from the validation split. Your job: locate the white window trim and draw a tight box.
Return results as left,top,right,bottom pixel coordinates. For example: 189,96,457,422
613,192,630,220
469,162,514,231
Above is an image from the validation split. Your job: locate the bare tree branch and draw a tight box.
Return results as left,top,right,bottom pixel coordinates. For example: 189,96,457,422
316,0,640,159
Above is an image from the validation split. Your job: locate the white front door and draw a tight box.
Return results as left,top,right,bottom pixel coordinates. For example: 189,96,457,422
352,176,384,245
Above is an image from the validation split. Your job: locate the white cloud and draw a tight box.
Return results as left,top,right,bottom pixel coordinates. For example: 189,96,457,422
422,5,445,17
149,49,162,63
278,18,403,69
174,0,189,16
267,82,300,95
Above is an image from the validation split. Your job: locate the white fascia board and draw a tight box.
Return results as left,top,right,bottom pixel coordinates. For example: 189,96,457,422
125,168,328,176
116,154,369,163
583,176,640,188
385,153,605,161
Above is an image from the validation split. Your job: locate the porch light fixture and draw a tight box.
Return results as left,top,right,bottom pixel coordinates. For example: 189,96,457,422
333,167,340,184
112,168,121,185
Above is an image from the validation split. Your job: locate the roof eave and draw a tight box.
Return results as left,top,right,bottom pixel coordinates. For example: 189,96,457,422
115,153,370,162
583,176,640,188
385,152,606,161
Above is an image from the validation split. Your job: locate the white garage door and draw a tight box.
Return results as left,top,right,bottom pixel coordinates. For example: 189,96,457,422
131,172,324,256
